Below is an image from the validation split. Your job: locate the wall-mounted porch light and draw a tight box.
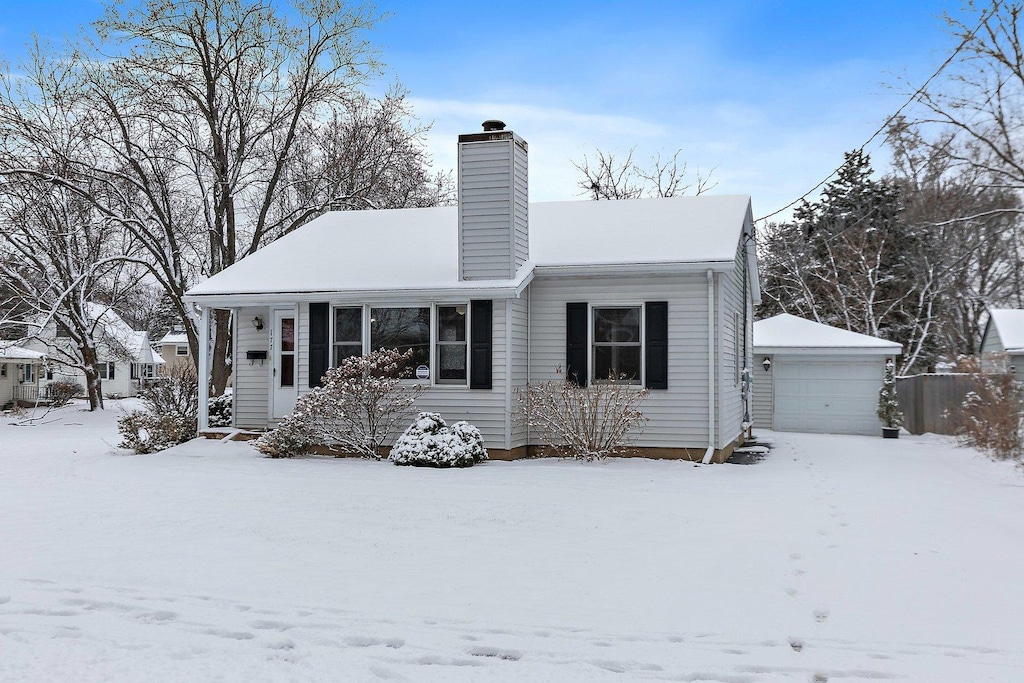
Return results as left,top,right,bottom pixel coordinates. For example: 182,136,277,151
252,316,264,331
762,357,772,372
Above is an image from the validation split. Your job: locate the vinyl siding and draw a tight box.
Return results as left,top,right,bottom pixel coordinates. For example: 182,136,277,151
717,238,750,448
512,141,529,270
752,354,773,429
527,274,713,449
233,306,270,429
459,140,517,280
509,291,530,447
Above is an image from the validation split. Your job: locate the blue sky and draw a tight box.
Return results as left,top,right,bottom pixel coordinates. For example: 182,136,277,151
0,0,964,219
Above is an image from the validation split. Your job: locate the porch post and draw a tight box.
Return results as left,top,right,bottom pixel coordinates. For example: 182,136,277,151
198,306,211,431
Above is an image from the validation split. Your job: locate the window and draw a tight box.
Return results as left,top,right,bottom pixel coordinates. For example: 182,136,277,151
333,307,363,367
279,317,295,387
142,364,158,379
371,307,430,374
56,323,72,338
175,345,188,356
593,306,642,384
131,363,139,380
22,364,34,383
436,305,468,384
97,361,115,380
0,364,6,378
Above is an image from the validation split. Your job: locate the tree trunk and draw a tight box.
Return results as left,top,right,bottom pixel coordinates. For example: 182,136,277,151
80,345,104,412
211,309,232,397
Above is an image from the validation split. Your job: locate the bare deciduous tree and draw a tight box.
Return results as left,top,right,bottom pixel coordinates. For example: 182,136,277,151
574,147,715,200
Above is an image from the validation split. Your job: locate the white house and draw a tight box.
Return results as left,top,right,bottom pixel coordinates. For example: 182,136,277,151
752,313,902,436
28,303,164,399
185,121,760,462
0,342,46,409
980,308,1024,380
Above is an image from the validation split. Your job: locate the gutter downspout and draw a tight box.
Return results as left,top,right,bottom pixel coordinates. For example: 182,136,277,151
703,269,716,464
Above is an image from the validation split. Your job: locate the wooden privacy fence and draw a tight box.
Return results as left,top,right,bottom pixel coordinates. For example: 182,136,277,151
896,374,982,435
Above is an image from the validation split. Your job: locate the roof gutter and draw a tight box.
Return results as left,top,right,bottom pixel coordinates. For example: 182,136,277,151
532,260,735,279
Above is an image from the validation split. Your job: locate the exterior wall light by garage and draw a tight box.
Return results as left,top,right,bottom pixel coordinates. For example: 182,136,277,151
762,357,771,372
252,316,264,331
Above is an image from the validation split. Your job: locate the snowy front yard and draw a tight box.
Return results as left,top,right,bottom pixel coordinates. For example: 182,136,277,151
1,402,1023,682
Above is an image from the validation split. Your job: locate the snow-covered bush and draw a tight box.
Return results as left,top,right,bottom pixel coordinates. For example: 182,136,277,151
949,359,1023,460
118,364,199,454
46,380,81,407
389,412,488,467
208,392,232,428
515,368,650,461
254,348,423,459
876,359,904,429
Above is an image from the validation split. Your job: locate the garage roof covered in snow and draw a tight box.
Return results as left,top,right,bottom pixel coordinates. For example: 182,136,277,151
186,195,753,303
753,314,902,356
986,309,1024,352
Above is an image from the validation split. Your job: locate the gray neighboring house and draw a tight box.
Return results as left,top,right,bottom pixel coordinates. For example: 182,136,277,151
980,308,1024,380
752,314,902,436
185,121,760,462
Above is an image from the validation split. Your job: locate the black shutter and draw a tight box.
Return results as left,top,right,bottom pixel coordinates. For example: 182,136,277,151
566,302,588,386
470,300,492,389
109,362,115,381
645,301,668,390
309,302,329,388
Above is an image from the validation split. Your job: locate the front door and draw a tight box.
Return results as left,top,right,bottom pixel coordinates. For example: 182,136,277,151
272,309,298,419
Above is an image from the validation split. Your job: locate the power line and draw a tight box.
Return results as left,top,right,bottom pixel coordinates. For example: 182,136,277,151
755,8,993,224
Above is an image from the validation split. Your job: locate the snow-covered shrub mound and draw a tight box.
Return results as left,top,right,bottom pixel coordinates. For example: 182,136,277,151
253,411,312,458
208,392,232,428
117,365,198,454
389,413,488,468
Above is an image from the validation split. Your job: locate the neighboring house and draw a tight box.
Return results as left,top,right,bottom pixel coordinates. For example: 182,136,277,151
157,328,193,371
26,303,164,399
980,308,1024,380
0,342,46,408
185,121,760,462
752,314,902,436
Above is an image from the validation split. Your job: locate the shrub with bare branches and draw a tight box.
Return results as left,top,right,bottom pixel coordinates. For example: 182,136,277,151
118,364,199,453
949,356,1023,460
516,369,650,461
254,348,424,459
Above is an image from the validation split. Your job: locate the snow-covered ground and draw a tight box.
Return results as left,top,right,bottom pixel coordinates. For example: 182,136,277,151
1,401,1023,682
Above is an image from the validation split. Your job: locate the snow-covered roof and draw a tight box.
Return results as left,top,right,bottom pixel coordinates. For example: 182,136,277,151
151,348,166,365
158,331,189,345
186,195,753,301
0,342,46,362
987,309,1024,352
85,303,155,363
753,314,902,355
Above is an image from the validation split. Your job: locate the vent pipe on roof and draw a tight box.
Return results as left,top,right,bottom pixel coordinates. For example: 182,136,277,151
482,119,506,131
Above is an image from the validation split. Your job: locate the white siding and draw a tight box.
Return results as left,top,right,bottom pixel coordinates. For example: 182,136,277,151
752,354,773,429
509,292,530,448
233,306,270,429
527,274,712,449
458,136,528,282
716,238,751,448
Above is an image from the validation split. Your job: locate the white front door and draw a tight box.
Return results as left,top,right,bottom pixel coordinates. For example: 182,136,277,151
272,309,298,419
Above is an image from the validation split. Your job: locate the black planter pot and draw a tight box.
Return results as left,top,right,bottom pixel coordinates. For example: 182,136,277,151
882,427,900,439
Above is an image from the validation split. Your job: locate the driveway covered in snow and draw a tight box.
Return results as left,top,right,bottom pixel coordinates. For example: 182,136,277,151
1,403,1022,681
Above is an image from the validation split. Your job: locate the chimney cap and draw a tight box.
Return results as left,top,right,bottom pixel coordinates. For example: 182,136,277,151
482,119,506,132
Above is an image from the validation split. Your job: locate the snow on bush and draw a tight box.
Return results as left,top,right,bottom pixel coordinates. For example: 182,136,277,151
118,364,199,454
46,380,81,408
208,392,232,428
254,348,423,459
388,412,488,467
516,368,650,461
949,357,1023,460
876,359,904,429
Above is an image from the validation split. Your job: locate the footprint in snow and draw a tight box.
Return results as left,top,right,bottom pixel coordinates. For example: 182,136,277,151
789,638,804,652
785,587,799,597
467,646,522,661
250,620,293,631
813,609,830,623
343,635,404,649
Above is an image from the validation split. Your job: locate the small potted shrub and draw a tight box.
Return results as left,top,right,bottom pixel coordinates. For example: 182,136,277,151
877,359,904,438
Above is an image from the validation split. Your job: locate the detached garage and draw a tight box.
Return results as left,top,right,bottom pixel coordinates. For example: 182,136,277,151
752,314,902,436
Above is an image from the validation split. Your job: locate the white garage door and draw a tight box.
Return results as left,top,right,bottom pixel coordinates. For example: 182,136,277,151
773,357,883,436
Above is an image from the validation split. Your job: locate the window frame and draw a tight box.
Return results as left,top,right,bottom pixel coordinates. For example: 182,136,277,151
589,303,645,386
434,303,470,386
97,361,115,381
175,345,189,357
329,303,471,387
